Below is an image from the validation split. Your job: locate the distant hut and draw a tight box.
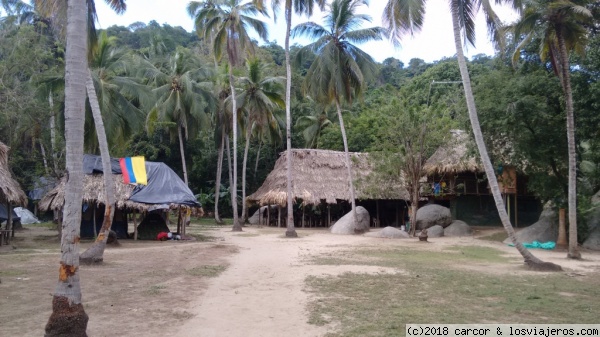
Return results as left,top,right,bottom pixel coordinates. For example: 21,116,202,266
0,142,28,243
422,130,541,226
247,149,409,228
39,155,200,240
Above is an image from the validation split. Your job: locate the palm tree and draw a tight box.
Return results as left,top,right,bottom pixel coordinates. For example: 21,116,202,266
145,48,214,186
44,0,89,335
383,0,562,271
190,0,269,231
84,32,151,154
511,0,593,259
236,57,285,222
292,0,387,229
295,101,334,148
33,0,131,264
264,0,325,237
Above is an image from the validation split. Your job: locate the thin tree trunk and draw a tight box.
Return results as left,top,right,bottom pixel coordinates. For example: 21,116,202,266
284,2,297,238
80,68,117,265
227,70,241,231
241,125,251,223
226,135,233,200
45,1,89,335
178,126,189,186
49,91,59,175
254,140,261,178
556,31,581,260
334,100,358,230
39,138,50,175
450,9,560,271
214,131,225,224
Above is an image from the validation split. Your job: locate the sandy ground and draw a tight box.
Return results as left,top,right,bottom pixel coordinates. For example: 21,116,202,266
2,225,600,337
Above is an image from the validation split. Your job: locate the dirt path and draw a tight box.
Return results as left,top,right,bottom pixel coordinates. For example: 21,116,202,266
175,227,398,337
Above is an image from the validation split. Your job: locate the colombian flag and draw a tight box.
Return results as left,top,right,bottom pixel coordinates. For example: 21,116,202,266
119,156,148,185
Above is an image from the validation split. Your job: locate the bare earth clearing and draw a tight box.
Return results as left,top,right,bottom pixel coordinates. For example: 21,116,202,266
1,224,600,337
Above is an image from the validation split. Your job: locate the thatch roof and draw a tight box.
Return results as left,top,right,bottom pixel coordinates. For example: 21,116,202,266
247,149,409,206
0,142,27,206
38,174,188,212
423,130,482,175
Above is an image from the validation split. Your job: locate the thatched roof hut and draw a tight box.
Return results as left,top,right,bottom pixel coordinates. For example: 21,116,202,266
423,130,482,175
39,155,200,212
247,149,409,206
0,142,27,206
39,174,153,212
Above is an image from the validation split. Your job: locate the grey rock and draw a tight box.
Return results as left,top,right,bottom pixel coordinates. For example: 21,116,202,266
427,225,444,238
503,204,557,244
444,220,472,237
330,206,370,235
416,204,452,230
583,191,600,250
364,226,409,239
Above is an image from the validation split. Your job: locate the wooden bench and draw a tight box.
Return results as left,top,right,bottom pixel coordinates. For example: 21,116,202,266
0,229,11,246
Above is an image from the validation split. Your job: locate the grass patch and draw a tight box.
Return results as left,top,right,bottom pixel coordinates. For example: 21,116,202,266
0,269,28,277
306,246,600,337
25,222,56,229
144,284,166,296
477,231,508,242
234,233,260,237
187,233,217,242
186,265,227,278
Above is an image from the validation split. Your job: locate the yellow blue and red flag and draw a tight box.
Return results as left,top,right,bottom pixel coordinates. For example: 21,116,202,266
119,156,148,185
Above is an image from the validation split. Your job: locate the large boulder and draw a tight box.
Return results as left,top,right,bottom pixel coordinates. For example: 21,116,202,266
583,191,600,250
503,204,557,244
248,205,279,225
444,220,472,237
416,204,452,230
364,226,409,239
330,206,370,234
426,225,444,238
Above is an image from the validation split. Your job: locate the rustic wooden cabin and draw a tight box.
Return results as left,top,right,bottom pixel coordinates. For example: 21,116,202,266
422,130,542,227
0,142,28,245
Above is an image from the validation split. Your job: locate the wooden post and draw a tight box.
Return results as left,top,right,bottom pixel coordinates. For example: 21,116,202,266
93,202,97,239
328,204,331,227
176,207,182,234
557,208,567,249
376,200,380,228
133,209,138,241
267,205,271,227
515,193,519,227
277,205,281,228
7,203,13,238
302,204,305,228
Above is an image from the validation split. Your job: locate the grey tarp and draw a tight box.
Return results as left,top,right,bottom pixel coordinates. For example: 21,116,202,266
0,204,20,222
82,154,200,207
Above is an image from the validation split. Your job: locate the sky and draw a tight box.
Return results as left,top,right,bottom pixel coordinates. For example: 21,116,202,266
95,0,519,64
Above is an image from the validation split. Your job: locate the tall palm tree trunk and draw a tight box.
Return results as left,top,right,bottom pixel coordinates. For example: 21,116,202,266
241,124,251,223
178,126,189,186
80,68,116,265
229,71,242,231
450,8,560,271
284,1,297,237
335,100,358,228
214,131,225,224
556,30,580,260
45,1,89,335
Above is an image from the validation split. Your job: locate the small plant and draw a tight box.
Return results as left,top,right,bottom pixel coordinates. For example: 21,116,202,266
186,265,226,278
